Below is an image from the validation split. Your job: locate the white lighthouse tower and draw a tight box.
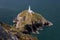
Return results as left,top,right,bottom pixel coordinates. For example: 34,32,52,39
28,5,34,13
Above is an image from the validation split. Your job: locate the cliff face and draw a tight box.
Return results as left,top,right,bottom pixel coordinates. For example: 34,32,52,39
0,8,53,40
13,10,53,34
0,22,38,40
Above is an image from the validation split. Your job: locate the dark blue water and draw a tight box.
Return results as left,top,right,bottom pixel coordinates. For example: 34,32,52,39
0,0,60,40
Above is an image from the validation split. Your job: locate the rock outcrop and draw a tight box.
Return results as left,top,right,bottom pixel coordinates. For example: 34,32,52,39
0,6,53,40
13,10,53,34
0,21,38,40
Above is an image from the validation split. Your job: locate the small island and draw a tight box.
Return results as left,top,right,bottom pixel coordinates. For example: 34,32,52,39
0,6,53,40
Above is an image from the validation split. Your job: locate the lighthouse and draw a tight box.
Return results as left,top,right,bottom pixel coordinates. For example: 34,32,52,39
28,5,34,13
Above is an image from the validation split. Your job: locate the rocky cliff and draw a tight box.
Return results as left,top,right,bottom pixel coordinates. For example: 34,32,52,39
0,7,53,40
13,10,53,34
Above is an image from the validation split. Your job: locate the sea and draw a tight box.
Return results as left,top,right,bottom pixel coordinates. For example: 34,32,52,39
0,0,60,40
